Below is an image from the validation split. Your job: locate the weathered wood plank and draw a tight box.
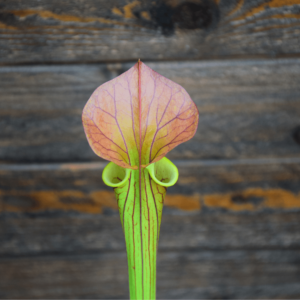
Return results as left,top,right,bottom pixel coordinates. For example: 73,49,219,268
0,250,299,299
1,59,300,162
0,212,299,256
0,0,300,64
1,158,300,215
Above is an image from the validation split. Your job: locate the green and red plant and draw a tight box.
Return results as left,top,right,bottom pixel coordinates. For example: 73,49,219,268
82,60,199,299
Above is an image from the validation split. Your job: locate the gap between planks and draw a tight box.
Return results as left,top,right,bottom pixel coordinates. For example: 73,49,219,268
1,247,300,261
0,57,300,72
1,157,300,172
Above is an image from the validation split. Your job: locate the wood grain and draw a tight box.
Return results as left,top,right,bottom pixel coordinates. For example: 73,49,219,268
0,212,299,256
1,59,300,163
1,158,300,215
1,160,299,299
0,250,299,299
0,0,300,64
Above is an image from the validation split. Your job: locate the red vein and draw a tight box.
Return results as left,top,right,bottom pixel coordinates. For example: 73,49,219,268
155,184,166,205
159,105,191,131
113,84,131,165
149,101,194,162
142,76,157,145
126,71,138,152
151,122,196,160
138,59,144,298
158,90,180,126
144,172,151,294
92,103,115,120
149,174,159,245
122,173,132,232
132,182,137,294
84,117,129,162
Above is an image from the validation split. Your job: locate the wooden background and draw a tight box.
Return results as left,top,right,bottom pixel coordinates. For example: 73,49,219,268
1,0,300,298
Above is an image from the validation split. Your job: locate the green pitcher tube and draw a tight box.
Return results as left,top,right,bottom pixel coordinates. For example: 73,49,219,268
102,157,179,299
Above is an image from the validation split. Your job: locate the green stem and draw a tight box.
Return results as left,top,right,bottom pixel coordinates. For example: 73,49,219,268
103,157,178,299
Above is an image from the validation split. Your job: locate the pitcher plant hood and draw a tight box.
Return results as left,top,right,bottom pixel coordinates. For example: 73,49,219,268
82,61,199,169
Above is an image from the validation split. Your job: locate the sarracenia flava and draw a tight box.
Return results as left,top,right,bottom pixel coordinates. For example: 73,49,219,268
82,60,199,299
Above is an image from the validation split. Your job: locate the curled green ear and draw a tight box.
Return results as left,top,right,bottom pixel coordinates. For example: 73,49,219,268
102,162,131,188
146,157,178,187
